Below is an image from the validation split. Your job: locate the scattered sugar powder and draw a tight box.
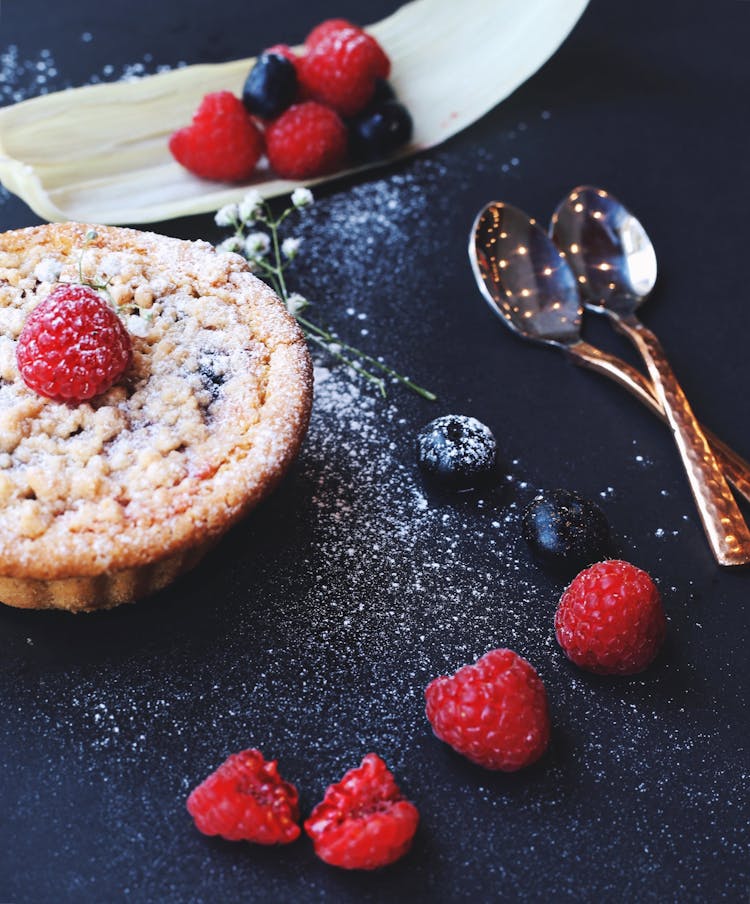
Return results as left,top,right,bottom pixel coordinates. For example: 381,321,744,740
0,50,742,898
3,347,737,899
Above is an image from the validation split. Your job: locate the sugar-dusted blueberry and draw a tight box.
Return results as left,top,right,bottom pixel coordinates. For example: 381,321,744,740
242,52,298,120
348,100,413,163
416,414,497,490
522,489,612,573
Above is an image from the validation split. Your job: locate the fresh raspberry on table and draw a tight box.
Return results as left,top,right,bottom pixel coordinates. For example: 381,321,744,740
187,749,301,844
169,91,264,182
266,101,348,178
555,559,666,675
298,26,391,116
16,284,132,403
304,753,419,870
425,648,551,771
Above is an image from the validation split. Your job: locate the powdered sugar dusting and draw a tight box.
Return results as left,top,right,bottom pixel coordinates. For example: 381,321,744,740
0,43,745,900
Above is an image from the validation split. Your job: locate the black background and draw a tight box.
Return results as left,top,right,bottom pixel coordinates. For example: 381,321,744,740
1,1,748,901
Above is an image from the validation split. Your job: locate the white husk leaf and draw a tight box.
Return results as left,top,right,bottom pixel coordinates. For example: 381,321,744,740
0,0,588,224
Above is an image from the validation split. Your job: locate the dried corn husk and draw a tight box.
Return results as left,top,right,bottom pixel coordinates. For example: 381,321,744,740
0,0,588,224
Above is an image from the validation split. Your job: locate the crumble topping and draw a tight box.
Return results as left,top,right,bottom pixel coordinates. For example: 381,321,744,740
0,225,311,579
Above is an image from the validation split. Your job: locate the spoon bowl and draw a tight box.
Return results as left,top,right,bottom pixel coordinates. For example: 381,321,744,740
550,186,657,315
470,201,581,345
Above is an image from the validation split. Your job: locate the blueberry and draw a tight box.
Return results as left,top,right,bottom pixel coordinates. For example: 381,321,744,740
522,489,612,573
371,78,396,105
416,415,497,490
348,100,413,163
242,52,297,120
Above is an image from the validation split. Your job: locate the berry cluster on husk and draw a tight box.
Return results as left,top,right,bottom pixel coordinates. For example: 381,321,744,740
170,19,413,182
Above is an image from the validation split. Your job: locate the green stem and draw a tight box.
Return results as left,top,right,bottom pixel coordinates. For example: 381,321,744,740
268,220,289,300
305,331,386,397
229,200,436,402
296,314,437,401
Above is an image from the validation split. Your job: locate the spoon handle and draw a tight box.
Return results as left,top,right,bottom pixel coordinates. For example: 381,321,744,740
570,341,750,505
612,318,750,565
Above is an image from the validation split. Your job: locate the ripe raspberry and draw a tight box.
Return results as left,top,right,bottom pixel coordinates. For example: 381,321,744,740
266,102,347,179
298,27,391,116
16,284,132,403
304,753,419,870
306,19,357,49
555,560,666,675
187,749,300,844
425,649,550,771
169,91,264,182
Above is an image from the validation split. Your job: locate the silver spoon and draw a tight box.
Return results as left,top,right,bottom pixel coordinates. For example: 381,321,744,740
550,186,750,566
469,201,750,510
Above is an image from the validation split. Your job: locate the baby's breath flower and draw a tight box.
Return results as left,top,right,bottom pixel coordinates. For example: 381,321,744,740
291,187,314,208
286,292,309,315
214,203,239,228
244,231,271,257
210,189,434,401
239,189,264,223
281,236,302,259
216,236,244,255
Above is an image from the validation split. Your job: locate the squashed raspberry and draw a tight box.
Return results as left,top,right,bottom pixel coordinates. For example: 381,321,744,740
187,749,301,844
266,101,347,178
425,648,551,771
16,284,132,402
304,753,419,869
555,559,666,675
298,26,391,116
169,91,264,182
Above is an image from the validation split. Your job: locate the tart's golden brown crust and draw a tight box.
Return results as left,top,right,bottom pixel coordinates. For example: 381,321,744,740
0,223,312,611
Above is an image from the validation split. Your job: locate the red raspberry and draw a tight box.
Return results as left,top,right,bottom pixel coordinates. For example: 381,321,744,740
298,27,391,116
16,284,132,403
304,753,419,870
305,20,390,80
169,91,264,182
266,101,347,179
425,649,550,771
187,749,300,844
555,560,666,675
306,19,358,48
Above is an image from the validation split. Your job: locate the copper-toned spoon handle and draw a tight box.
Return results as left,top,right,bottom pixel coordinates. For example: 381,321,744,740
605,319,750,565
570,341,750,506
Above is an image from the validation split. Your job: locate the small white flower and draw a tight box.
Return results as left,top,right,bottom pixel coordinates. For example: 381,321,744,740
214,203,239,227
244,231,271,257
239,189,264,223
291,187,313,208
216,236,244,255
281,236,301,259
286,292,309,316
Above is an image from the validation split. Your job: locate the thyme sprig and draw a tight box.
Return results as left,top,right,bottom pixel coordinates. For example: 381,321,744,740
214,189,436,401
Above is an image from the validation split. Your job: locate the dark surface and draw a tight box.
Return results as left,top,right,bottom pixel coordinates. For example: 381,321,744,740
1,1,749,901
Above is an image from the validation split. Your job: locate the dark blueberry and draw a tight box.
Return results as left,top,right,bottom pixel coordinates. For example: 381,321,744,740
348,100,413,163
197,351,229,402
242,52,298,120
522,489,613,574
371,78,396,105
416,415,497,491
